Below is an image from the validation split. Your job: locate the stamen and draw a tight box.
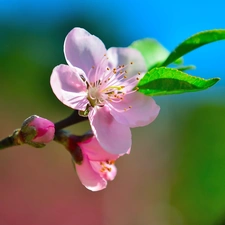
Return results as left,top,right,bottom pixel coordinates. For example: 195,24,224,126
108,160,115,165
87,57,141,109
94,54,108,84
80,74,86,82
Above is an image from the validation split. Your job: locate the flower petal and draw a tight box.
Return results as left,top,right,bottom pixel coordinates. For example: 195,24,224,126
79,136,121,161
50,64,88,111
74,155,107,191
64,27,107,82
107,47,147,78
109,92,160,128
89,106,131,154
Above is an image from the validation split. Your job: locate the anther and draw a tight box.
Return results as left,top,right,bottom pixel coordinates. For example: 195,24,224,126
100,168,106,173
80,74,86,82
136,77,140,80
138,72,141,75
130,62,133,64
123,75,127,78
109,160,115,165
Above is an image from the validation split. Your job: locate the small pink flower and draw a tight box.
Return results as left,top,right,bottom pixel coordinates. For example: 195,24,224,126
22,115,55,144
29,116,55,143
71,136,124,191
50,27,160,154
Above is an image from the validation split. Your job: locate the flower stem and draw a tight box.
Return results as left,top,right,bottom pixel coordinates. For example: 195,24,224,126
0,129,23,150
54,110,88,131
0,136,14,150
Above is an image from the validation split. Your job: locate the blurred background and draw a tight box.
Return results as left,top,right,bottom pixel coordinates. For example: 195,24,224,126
0,0,225,224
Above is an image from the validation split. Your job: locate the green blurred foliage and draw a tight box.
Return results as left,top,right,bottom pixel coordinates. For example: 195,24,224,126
171,104,225,225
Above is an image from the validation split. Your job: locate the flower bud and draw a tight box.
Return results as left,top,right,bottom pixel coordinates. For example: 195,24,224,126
21,115,55,147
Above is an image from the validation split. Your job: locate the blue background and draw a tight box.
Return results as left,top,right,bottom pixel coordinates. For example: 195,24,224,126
1,0,225,83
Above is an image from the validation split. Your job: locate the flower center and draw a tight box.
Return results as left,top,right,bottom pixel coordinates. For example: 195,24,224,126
85,55,141,110
99,160,114,173
87,86,102,107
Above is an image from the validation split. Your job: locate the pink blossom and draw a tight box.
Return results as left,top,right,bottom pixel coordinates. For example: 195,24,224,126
22,115,55,144
71,136,124,191
50,27,160,154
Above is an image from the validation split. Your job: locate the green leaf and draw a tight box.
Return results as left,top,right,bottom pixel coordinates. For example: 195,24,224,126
161,29,225,66
137,67,220,96
130,38,183,70
176,65,196,71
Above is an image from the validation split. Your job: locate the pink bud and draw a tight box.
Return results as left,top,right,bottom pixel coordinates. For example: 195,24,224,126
28,116,55,143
